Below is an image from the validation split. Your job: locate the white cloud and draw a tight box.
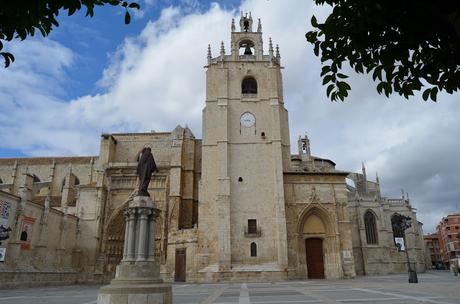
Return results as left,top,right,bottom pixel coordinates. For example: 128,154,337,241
1,0,459,232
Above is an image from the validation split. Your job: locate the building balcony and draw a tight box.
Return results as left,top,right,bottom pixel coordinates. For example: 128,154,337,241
244,226,262,237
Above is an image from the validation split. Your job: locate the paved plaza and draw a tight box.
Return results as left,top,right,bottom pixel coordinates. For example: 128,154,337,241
0,271,459,304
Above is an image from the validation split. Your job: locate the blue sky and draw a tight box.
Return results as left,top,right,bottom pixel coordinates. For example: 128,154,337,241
1,0,459,232
49,0,241,100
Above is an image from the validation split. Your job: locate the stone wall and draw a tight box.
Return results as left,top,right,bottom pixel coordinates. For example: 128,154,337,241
0,190,81,288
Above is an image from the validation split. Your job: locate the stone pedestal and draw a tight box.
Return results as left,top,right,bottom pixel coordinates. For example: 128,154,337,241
97,196,172,304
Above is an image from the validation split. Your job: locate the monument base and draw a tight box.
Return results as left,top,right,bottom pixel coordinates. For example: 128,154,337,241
96,196,171,304
97,282,172,304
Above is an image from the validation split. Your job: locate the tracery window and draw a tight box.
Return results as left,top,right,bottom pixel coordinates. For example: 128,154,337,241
364,211,378,244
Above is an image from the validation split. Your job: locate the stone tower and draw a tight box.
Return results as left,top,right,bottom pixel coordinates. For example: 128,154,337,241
198,13,291,279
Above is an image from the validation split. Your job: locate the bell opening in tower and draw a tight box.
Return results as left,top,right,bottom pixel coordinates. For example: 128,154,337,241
239,40,255,56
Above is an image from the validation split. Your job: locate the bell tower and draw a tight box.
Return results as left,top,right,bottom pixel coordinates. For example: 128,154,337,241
198,13,290,278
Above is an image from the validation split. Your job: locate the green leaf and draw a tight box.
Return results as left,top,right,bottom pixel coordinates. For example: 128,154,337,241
122,2,128,7
1,52,15,68
125,11,131,24
376,82,385,94
314,42,320,56
311,15,318,27
430,87,438,102
129,2,141,9
326,84,334,97
372,66,382,81
336,73,348,79
323,75,334,85
422,89,431,101
320,65,331,77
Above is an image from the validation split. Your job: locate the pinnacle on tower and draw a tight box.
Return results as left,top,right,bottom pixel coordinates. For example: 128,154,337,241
220,41,225,59
207,44,212,64
269,37,274,56
275,44,280,59
231,18,235,32
257,18,262,32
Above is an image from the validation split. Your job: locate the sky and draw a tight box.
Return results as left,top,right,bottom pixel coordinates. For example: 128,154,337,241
1,0,459,233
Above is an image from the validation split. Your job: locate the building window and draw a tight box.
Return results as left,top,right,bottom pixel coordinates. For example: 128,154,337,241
364,211,378,244
242,77,257,94
250,242,257,257
248,219,257,234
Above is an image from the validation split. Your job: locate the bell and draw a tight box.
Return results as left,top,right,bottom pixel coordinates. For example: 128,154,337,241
244,45,252,55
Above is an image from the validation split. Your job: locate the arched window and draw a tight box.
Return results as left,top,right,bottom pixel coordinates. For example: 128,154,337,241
364,211,378,244
242,77,257,94
32,174,40,183
250,242,257,257
239,39,255,55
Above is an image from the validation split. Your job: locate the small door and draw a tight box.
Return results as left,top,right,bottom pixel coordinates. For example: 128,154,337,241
305,238,325,279
174,248,186,282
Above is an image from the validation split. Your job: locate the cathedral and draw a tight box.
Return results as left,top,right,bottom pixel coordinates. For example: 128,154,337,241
0,14,426,286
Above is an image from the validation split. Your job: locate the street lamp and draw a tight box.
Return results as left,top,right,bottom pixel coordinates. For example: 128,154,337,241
392,213,418,283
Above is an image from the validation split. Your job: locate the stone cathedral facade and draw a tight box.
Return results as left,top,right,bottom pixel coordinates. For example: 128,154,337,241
0,14,426,285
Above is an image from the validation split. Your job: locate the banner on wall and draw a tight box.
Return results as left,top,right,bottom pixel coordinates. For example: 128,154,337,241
0,247,5,262
0,201,11,228
395,237,405,252
20,216,36,251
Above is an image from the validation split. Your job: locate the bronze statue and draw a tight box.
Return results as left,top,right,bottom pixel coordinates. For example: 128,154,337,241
136,145,157,197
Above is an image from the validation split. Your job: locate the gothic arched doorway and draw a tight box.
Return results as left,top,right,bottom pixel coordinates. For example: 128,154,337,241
104,209,125,273
298,206,336,279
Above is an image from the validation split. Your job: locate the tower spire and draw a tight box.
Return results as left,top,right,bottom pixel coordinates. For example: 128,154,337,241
220,41,225,59
275,44,280,59
269,38,274,56
207,44,212,65
231,18,235,32
257,18,262,32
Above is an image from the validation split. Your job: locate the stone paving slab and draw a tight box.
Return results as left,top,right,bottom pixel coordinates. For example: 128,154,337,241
0,272,459,304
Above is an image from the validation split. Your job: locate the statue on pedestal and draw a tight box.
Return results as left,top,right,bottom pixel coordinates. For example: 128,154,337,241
96,145,171,304
136,145,157,197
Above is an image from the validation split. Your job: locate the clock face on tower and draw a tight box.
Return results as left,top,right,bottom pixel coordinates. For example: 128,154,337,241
240,112,256,127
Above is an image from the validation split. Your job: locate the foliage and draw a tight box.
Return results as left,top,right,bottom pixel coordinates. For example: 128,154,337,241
0,1,140,67
306,1,460,101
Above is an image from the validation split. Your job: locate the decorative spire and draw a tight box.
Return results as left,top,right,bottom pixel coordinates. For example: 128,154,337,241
207,44,211,65
257,18,262,32
220,41,225,59
269,37,274,56
376,172,380,184
361,162,367,179
231,18,235,32
401,189,405,200
275,44,280,59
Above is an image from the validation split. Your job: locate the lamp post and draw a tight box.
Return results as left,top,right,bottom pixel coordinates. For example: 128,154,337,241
392,213,418,283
